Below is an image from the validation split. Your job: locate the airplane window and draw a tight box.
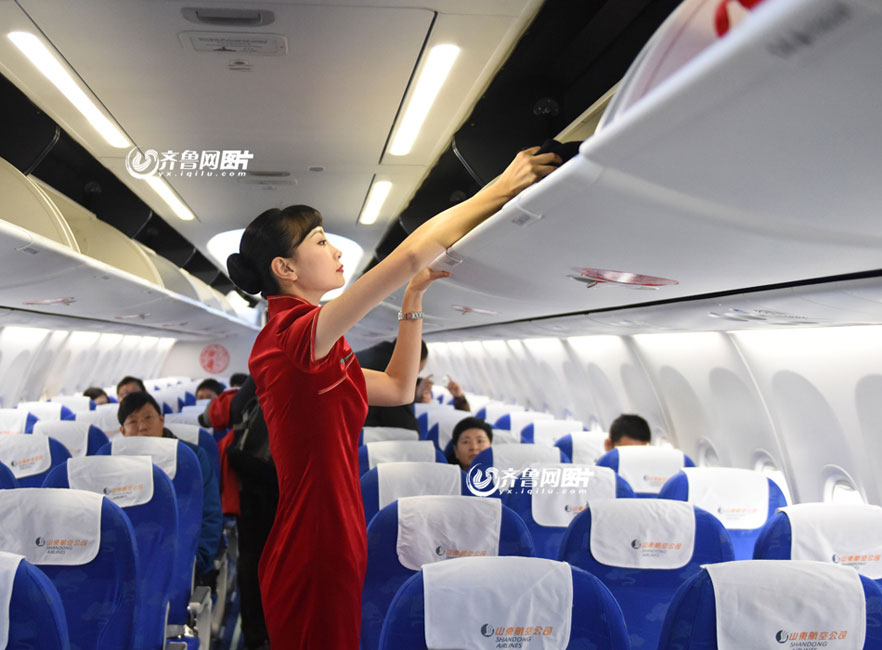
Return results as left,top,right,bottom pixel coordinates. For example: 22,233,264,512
756,460,792,505
827,479,865,505
697,439,719,466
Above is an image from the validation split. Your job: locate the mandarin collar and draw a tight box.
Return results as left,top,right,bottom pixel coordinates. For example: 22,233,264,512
266,294,314,318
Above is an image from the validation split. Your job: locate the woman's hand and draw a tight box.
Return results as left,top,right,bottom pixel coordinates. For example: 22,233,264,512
415,375,434,403
405,268,450,296
493,147,562,201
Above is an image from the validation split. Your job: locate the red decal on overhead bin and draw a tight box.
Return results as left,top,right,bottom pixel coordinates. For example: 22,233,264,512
577,268,678,287
23,297,76,306
200,344,230,374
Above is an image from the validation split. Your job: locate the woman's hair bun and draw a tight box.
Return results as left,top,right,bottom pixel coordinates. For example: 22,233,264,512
227,252,262,295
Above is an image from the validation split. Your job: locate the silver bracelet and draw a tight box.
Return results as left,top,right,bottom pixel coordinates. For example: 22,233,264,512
397,311,423,321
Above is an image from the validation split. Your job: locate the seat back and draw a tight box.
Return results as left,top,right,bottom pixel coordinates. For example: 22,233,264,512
74,406,124,442
559,499,734,649
0,461,18,489
659,467,787,559
0,550,70,649
413,402,450,437
474,402,525,423
360,462,467,526
33,420,109,457
164,422,220,483
0,488,137,650
424,408,474,452
0,434,71,487
378,557,629,650
522,419,584,446
554,431,609,465
0,408,38,434
657,560,882,649
16,402,75,422
492,411,555,444
97,437,202,626
596,446,694,497
50,395,95,412
361,495,535,650
505,465,634,559
358,440,446,476
468,445,570,498
754,503,882,580
359,426,420,445
43,456,178,650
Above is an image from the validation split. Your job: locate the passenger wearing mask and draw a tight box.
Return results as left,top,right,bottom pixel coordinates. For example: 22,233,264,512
117,391,223,577
446,417,493,471
604,413,652,451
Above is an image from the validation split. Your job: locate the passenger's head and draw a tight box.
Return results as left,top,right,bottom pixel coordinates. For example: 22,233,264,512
227,205,340,299
605,414,651,451
229,373,249,388
116,376,146,401
118,391,164,438
447,417,493,470
196,378,225,401
82,386,109,405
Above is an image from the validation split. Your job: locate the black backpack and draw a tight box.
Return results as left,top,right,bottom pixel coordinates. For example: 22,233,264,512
226,393,277,489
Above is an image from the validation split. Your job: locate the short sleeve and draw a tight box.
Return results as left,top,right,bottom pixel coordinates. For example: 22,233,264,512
274,303,347,372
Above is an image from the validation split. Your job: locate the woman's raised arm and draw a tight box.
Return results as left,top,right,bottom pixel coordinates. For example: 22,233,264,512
314,147,559,359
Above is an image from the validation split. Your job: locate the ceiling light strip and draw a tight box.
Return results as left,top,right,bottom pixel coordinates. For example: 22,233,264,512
388,44,460,156
359,180,392,225
145,177,196,221
8,31,131,149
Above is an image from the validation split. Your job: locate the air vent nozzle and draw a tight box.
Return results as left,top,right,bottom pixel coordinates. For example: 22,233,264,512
182,8,275,27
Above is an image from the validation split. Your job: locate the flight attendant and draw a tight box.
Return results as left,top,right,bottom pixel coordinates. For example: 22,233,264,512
226,147,559,649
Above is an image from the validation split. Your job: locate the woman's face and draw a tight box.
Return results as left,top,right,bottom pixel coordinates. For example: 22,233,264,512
290,227,344,293
454,428,491,470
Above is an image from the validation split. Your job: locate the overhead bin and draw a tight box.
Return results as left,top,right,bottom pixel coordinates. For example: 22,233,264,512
404,0,882,338
0,157,258,339
138,245,202,302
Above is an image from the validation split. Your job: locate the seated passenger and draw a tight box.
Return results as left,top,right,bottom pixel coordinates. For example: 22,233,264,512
117,391,222,576
116,376,147,401
415,375,471,411
604,413,651,452
196,378,225,401
446,417,493,471
82,386,109,405
229,372,249,388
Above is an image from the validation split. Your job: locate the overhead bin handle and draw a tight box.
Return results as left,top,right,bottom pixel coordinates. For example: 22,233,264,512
714,0,767,36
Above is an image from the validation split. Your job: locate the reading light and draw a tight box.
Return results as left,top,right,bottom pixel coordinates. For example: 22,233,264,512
388,44,460,156
8,31,131,149
359,180,392,225
145,176,196,221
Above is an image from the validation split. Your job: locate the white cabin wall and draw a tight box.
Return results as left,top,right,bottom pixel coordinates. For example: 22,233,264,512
161,335,257,383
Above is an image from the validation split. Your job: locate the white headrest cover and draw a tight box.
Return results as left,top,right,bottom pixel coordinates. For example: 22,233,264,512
568,431,608,465
589,499,695,569
531,465,617,528
75,408,121,435
531,420,583,447
0,488,102,566
683,467,770,530
68,455,155,508
165,423,201,446
431,409,474,451
706,560,865,650
489,444,562,478
781,503,882,579
423,557,572,650
396,496,502,571
33,421,90,458
413,402,450,417
0,410,30,435
377,462,461,510
111,436,178,479
15,403,61,421
0,551,24,650
0,434,51,479
503,411,554,434
615,446,685,494
50,395,93,411
163,413,200,426
366,440,436,470
362,427,419,444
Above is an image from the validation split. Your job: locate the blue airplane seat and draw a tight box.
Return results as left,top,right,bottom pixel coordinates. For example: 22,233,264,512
32,420,110,457
0,434,71,488
165,423,220,486
378,557,629,650
357,440,447,477
657,561,882,649
360,462,468,527
97,437,203,628
505,465,635,559
16,402,75,422
0,408,39,434
358,426,420,446
659,467,787,560
0,550,70,649
558,499,734,650
468,445,571,499
423,408,474,453
43,456,178,650
0,460,18,489
0,488,138,650
595,446,694,497
554,431,610,465
361,495,535,650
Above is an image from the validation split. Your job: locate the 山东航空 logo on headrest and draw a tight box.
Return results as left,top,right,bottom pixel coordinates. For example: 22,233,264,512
481,624,495,638
776,630,790,644
631,539,642,550
35,537,46,547
466,465,500,497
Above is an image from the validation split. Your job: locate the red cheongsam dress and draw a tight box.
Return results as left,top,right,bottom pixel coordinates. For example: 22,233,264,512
249,294,369,649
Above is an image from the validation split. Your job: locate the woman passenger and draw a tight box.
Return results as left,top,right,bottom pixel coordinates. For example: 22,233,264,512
226,147,558,650
447,416,493,471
